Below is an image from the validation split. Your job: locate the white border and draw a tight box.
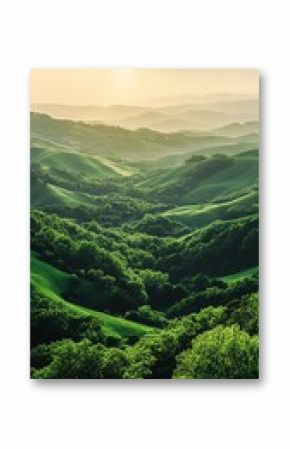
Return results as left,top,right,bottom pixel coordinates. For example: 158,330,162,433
0,1,288,448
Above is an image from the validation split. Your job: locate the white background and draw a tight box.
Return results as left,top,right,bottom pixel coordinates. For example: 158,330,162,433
0,1,289,448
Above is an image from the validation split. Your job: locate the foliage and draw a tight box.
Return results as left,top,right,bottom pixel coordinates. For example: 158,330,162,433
32,339,106,379
125,305,168,328
123,306,226,379
226,293,259,335
174,325,259,379
31,290,107,347
167,275,258,318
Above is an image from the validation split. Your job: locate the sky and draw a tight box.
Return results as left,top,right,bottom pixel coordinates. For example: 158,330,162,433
30,68,259,106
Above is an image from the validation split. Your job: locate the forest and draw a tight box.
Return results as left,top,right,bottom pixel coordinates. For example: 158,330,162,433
31,112,259,379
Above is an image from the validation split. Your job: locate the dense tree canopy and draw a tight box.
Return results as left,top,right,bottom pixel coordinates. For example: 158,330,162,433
174,325,259,379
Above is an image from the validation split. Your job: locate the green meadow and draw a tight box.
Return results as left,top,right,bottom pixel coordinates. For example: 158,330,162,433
31,252,153,338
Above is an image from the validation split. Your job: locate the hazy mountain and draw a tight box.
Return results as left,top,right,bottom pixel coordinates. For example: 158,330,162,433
200,99,258,116
147,92,258,106
118,109,232,131
118,111,171,129
211,121,259,137
31,112,258,162
31,95,259,133
31,103,150,122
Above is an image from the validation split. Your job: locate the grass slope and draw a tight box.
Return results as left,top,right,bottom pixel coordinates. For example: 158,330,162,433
31,180,101,208
31,253,154,338
162,189,258,229
182,150,258,203
139,150,258,204
218,267,258,284
31,145,136,177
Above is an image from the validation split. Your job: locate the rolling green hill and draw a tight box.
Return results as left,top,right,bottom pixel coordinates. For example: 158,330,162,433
182,151,258,203
31,145,135,177
31,253,154,338
31,112,258,162
132,138,258,170
30,144,138,209
162,189,258,230
31,180,102,208
139,150,258,204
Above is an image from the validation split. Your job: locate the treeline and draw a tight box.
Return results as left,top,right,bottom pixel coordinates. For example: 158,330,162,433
31,297,258,379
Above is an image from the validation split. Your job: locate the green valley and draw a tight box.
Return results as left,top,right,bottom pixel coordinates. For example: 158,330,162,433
30,108,259,379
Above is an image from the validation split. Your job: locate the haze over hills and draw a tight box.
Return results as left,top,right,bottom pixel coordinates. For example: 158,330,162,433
147,92,258,106
117,109,232,131
31,93,258,133
211,121,259,137
31,112,258,162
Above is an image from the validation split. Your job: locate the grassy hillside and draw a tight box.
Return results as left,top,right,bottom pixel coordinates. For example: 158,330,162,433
218,267,258,284
30,178,107,209
138,150,258,204
182,151,258,203
134,139,258,170
31,113,258,161
31,145,135,177
162,189,258,229
31,148,258,231
31,253,154,338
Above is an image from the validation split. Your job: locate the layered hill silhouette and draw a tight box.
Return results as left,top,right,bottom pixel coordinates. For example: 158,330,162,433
31,95,258,132
31,112,258,162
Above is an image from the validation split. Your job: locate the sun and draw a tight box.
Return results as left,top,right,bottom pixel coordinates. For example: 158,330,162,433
114,69,135,88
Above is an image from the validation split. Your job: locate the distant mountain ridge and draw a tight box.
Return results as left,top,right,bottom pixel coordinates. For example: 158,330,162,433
31,96,258,132
211,121,259,137
31,112,259,162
